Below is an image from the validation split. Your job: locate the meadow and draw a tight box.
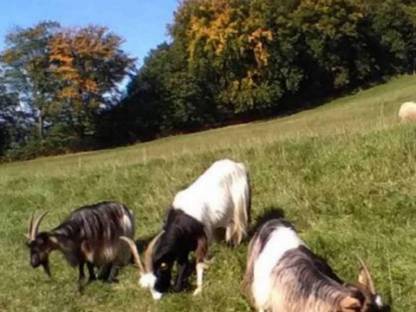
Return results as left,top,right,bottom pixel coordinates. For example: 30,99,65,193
0,75,415,311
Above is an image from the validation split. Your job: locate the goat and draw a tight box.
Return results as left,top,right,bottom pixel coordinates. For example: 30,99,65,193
25,201,135,291
242,219,387,312
121,159,251,299
398,101,416,122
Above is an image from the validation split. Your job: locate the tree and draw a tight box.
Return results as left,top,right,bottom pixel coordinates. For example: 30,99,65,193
0,83,16,155
0,21,61,139
100,42,208,146
49,25,136,138
0,69,30,156
367,0,416,74
171,0,276,114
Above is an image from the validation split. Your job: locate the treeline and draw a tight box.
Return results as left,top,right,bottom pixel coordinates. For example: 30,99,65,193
0,22,135,159
99,0,416,145
1,0,416,160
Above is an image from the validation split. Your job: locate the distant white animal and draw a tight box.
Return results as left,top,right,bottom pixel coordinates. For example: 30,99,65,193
398,101,416,122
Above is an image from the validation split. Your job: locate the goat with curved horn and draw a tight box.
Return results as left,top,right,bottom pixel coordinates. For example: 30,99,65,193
136,159,251,300
25,202,135,291
243,219,388,312
121,232,165,300
26,211,48,241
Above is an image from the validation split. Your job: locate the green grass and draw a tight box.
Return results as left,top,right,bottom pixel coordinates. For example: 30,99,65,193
1,75,416,311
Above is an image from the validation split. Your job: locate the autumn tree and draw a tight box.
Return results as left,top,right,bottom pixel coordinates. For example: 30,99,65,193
171,0,276,113
49,25,136,138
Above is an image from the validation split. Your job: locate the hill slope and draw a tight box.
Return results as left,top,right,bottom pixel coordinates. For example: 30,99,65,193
0,75,415,311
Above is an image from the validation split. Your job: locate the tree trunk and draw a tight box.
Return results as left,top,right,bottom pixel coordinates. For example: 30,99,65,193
38,111,44,140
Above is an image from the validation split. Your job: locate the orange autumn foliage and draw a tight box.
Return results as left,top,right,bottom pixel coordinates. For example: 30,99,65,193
49,26,134,114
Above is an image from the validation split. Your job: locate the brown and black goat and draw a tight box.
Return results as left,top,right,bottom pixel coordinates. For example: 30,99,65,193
242,219,388,312
25,201,135,291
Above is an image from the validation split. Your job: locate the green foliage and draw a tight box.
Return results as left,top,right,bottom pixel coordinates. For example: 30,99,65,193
99,42,214,147
116,0,416,146
0,21,61,139
368,0,416,71
0,71,30,156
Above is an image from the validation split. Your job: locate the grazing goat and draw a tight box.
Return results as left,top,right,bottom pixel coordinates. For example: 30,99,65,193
122,159,251,299
398,101,416,122
26,201,134,290
242,219,387,312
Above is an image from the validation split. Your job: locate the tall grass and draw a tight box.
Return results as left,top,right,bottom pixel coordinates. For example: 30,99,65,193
0,75,415,311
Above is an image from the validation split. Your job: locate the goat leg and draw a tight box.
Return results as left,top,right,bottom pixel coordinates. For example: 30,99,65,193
193,235,208,296
98,263,119,283
107,264,119,283
87,262,96,282
78,262,86,292
98,264,111,281
173,256,192,292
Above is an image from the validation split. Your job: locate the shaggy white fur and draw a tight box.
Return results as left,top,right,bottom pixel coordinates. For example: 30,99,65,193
398,101,416,122
172,159,250,243
251,225,305,310
139,272,156,289
139,272,162,299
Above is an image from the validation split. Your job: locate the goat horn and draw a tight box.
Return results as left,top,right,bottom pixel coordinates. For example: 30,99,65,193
26,213,35,241
357,256,376,294
144,231,164,272
31,211,48,240
120,236,145,273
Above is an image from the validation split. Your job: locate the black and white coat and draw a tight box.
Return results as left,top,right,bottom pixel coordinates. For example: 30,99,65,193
126,159,251,299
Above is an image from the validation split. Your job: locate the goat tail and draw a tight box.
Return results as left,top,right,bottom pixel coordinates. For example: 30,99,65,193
120,236,145,273
231,165,251,245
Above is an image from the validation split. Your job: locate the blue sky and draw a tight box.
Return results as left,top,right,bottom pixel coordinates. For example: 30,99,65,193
0,0,179,66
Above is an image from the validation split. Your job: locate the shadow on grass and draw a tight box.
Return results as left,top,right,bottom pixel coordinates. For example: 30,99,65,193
248,207,286,238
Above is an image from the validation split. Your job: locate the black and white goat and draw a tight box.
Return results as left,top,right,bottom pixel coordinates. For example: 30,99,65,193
242,219,387,312
122,159,251,299
26,201,135,290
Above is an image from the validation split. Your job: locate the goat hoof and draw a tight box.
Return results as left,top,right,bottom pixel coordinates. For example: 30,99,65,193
193,287,202,296
78,284,85,293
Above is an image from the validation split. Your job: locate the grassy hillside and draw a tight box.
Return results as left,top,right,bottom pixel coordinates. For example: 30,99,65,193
1,75,415,311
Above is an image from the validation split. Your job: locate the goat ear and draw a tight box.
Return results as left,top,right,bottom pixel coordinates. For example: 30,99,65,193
340,296,362,311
